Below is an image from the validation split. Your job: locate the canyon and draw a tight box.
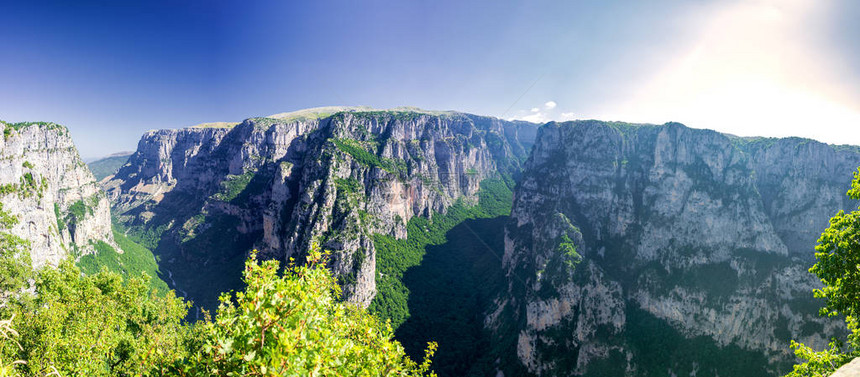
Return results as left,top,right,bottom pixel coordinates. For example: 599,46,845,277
3,110,858,376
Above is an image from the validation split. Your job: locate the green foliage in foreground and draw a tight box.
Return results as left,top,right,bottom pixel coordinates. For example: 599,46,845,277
0,199,435,376
787,167,860,376
10,262,192,377
0,204,32,296
172,247,436,377
370,178,514,329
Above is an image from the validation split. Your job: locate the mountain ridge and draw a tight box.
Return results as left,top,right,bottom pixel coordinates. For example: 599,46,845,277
102,108,539,311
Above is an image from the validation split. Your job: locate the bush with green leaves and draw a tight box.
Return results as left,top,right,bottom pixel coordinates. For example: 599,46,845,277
9,262,191,377
787,167,860,376
0,202,190,377
0,204,32,377
0,204,32,297
172,246,436,376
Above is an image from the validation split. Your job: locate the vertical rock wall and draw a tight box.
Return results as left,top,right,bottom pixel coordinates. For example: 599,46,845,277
104,109,537,308
493,121,860,376
0,121,114,267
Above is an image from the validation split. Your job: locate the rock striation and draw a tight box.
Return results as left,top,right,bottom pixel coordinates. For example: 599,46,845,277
0,121,115,267
103,107,537,309
491,121,860,376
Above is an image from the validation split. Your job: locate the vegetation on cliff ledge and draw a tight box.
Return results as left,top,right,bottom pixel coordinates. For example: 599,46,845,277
369,177,514,330
332,138,406,175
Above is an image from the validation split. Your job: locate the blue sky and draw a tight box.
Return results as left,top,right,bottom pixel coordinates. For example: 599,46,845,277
1,0,858,158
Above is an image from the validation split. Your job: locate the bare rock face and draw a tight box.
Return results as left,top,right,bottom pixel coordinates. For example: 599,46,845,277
104,109,536,309
492,121,860,376
831,358,860,377
0,121,115,267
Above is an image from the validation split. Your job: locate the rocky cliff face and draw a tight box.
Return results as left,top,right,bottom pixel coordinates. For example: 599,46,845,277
104,108,536,309
0,121,115,267
738,137,860,258
491,121,859,376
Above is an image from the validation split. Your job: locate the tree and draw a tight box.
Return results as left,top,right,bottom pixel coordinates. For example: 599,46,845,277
788,167,860,376
172,246,436,376
0,203,32,301
0,201,193,376
12,262,191,377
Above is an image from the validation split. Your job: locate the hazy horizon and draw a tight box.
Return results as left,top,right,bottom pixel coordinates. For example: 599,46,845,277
2,0,858,158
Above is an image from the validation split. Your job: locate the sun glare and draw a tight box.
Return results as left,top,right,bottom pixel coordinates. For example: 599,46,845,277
598,0,860,144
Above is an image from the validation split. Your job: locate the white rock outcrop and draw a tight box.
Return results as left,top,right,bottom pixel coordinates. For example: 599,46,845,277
0,121,114,267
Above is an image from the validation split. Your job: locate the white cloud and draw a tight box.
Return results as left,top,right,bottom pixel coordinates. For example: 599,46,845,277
509,99,582,124
511,106,549,123
520,113,547,123
560,112,576,121
511,101,575,124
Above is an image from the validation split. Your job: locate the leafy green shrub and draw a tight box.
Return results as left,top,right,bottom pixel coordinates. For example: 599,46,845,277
0,204,32,295
0,202,188,377
19,174,35,192
556,234,582,273
54,203,65,233
10,262,191,377
172,247,436,376
0,185,15,198
0,173,47,200
0,315,36,377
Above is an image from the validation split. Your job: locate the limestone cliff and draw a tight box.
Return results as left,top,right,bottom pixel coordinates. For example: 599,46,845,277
0,121,115,267
491,121,859,376
103,107,537,309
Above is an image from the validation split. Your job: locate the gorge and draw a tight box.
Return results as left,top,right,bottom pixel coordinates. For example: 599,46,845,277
3,109,858,376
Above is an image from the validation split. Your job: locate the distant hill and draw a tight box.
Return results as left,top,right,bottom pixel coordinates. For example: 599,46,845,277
87,152,133,181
